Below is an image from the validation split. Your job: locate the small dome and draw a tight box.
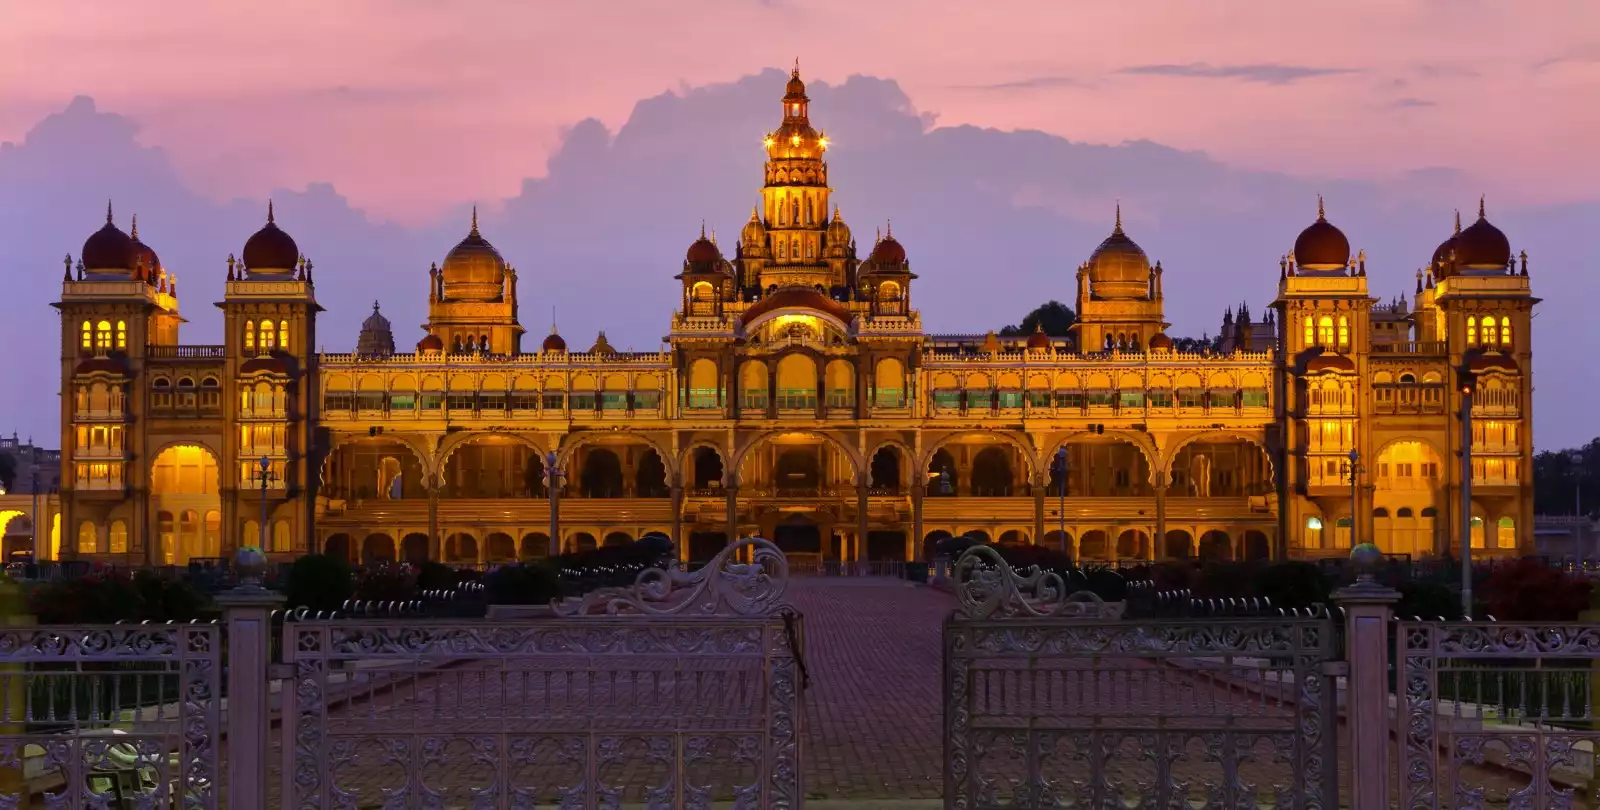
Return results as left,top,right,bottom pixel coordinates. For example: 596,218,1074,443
356,302,395,357
686,225,721,265
1148,332,1173,351
1026,326,1051,351
589,332,617,356
241,201,300,273
129,215,161,282
1454,198,1511,270
81,202,135,273
1292,196,1351,272
869,225,906,265
1086,206,1150,298
741,207,767,246
1305,353,1357,374
785,65,807,99
416,334,444,352
542,327,567,353
825,207,852,256
440,207,507,300
360,301,391,332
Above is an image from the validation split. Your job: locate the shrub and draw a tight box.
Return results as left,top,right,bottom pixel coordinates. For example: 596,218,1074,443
1396,581,1464,621
1193,561,1259,600
416,561,465,592
1481,558,1593,621
284,554,353,612
356,562,419,602
484,561,561,605
1252,561,1330,610
27,569,210,624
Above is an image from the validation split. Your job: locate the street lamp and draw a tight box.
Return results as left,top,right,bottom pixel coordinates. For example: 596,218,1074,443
1054,446,1069,556
253,456,276,554
1566,448,1584,518
1457,367,1477,617
1342,449,1364,549
542,451,564,557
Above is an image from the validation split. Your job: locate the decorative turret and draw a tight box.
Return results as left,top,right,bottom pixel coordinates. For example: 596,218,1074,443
356,301,395,357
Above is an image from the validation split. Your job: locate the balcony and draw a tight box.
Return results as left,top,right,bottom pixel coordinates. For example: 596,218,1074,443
1371,341,1448,356
146,345,226,359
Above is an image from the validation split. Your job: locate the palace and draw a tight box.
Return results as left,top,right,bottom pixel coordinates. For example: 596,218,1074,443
50,67,1536,567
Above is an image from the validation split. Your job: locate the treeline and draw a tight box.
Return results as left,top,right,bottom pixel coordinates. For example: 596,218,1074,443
1534,438,1599,517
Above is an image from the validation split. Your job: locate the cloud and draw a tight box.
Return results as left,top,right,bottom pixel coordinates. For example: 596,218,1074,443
953,75,1080,91
1118,62,1356,85
2,69,1595,449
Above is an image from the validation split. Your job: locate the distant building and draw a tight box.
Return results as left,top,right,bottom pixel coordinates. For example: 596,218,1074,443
48,67,1537,567
0,433,60,494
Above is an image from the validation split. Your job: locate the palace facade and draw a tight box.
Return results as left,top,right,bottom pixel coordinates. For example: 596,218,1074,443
52,67,1537,567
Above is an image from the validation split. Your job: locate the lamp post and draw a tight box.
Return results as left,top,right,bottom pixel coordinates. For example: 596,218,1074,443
1055,446,1069,556
1343,449,1364,550
1458,368,1476,617
1568,449,1584,518
253,456,276,553
29,463,40,560
543,451,564,557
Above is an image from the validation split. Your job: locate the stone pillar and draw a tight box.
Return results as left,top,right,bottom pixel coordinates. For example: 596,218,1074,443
911,482,925,561
1335,560,1399,810
725,485,739,544
545,452,563,557
1032,478,1046,545
857,478,870,560
670,482,685,561
427,479,441,561
1154,483,1168,559
218,583,286,810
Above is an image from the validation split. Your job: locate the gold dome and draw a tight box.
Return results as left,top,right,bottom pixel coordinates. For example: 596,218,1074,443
440,206,506,301
1086,205,1150,299
825,206,852,256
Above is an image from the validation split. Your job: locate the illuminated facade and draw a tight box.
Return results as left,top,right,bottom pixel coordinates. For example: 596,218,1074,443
53,68,1537,566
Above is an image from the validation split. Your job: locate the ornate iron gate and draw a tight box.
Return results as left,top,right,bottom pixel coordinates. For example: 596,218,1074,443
943,546,1339,809
281,537,804,809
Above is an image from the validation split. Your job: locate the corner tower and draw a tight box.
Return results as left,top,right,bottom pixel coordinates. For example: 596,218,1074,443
422,208,524,354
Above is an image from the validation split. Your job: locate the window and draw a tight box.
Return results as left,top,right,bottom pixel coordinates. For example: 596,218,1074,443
933,390,962,410
244,320,255,351
1317,316,1334,346
1087,391,1115,407
480,393,507,412
78,521,98,554
1027,391,1052,408
1500,320,1511,347
997,391,1023,409
324,393,354,411
420,393,444,411
965,389,990,409
272,520,292,553
688,389,719,409
446,393,476,411
1242,389,1269,407
80,321,92,350
115,320,126,350
1480,316,1496,347
1305,517,1323,548
1337,316,1348,348
1055,392,1084,409
279,320,290,352
776,388,815,410
95,320,113,352
876,388,905,408
634,391,661,410
1466,316,1477,345
1178,389,1203,408
258,321,275,351
1148,391,1173,408
1303,316,1313,347
510,393,538,411
570,392,597,411
600,392,628,411
390,393,416,411
109,521,128,554
1119,391,1144,408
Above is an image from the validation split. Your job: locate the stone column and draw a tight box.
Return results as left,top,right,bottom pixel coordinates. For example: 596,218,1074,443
1335,555,1399,810
725,485,739,544
218,582,285,810
857,478,870,560
1032,477,1046,545
546,454,563,557
1154,482,1168,559
911,482,925,561
670,481,685,561
427,477,441,561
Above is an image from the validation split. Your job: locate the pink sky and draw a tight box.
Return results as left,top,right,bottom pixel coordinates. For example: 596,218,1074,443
3,0,1597,223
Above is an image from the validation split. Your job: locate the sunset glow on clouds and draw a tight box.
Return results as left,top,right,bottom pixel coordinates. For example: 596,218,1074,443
2,0,1596,222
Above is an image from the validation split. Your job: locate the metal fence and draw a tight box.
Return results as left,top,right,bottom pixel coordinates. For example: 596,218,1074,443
278,536,805,809
942,545,1339,809
0,624,221,808
1396,621,1600,809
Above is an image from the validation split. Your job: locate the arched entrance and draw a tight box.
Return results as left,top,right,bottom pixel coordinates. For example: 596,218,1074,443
1243,530,1271,561
443,436,540,498
569,532,598,553
325,533,353,563
401,533,429,564
927,450,958,496
690,447,724,490
774,449,822,496
603,531,633,547
579,450,624,498
923,529,954,561
869,447,903,494
1198,530,1232,561
322,438,429,500
1078,530,1109,561
520,532,550,559
361,533,396,564
444,532,479,563
1042,530,1072,557
1164,530,1193,559
1116,529,1149,560
1053,437,1153,497
1170,437,1273,498
635,450,670,498
970,448,1016,496
1373,439,1444,557
997,529,1026,545
151,444,221,564
485,532,516,561
964,529,992,545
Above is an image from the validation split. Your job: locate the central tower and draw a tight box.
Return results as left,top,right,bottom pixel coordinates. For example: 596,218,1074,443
752,64,835,291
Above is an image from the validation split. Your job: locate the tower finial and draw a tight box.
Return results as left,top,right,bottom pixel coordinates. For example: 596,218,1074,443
700,219,706,239
106,199,114,225
267,199,275,224
130,213,138,239
372,300,380,312
1317,194,1325,221
793,56,800,77
1478,195,1486,219
886,218,892,238
1454,209,1462,234
1114,201,1123,233
470,204,479,235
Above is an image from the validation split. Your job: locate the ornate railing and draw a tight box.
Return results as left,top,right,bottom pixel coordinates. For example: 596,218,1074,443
942,545,1338,809
1396,621,1600,809
0,624,221,808
280,537,804,808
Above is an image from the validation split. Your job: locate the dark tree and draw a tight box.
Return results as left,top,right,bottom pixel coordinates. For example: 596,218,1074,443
999,301,1076,337
0,452,14,493
1170,335,1219,353
1533,439,1599,517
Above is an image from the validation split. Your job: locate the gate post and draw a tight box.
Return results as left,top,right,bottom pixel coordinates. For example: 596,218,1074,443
1334,544,1399,810
217,556,286,810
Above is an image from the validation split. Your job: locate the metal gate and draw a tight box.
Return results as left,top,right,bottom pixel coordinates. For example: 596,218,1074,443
943,546,1339,809
280,537,804,809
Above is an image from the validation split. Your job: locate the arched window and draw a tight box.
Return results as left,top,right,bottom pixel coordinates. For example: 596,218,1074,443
806,198,814,225
1302,317,1313,347
278,320,290,352
78,521,98,554
1305,516,1324,549
109,520,129,554
1337,316,1349,348
115,320,126,350
258,320,275,351
244,320,256,351
81,321,92,350
1316,316,1334,346
777,241,786,259
1496,516,1515,549
95,320,113,351
1500,320,1511,347
791,239,800,261
1480,316,1496,347
1466,316,1477,345
272,520,292,553
805,241,814,259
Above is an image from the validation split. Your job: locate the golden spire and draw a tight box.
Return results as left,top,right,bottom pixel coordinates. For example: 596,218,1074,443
267,199,275,224
749,205,761,220
105,199,114,225
1454,209,1462,234
793,56,800,78
1317,194,1325,221
1478,195,1486,219
833,204,841,221
470,204,479,236
886,219,893,238
700,219,706,239
1114,201,1123,233
130,214,138,240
